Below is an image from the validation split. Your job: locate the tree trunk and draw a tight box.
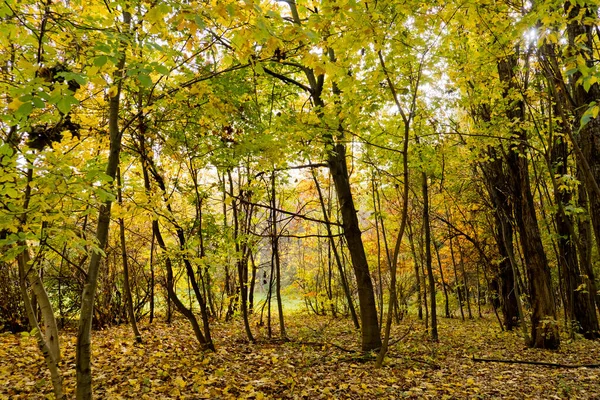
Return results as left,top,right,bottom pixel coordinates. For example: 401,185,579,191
310,165,360,329
498,56,559,349
270,171,287,339
550,134,599,338
421,169,438,340
154,221,208,347
407,220,423,320
434,240,450,318
117,167,142,343
278,2,381,350
564,2,600,322
19,252,63,399
76,11,130,399
136,112,211,349
149,230,155,324
448,234,465,320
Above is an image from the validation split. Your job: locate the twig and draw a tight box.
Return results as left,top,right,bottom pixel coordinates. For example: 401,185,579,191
472,356,600,368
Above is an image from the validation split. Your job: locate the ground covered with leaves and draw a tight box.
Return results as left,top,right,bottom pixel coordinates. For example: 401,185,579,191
1,313,599,399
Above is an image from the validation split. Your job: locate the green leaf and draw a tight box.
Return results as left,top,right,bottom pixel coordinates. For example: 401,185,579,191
94,55,108,67
3,187,19,198
15,102,33,118
57,95,79,114
0,143,13,157
138,73,153,88
154,64,170,75
32,97,45,109
97,188,116,202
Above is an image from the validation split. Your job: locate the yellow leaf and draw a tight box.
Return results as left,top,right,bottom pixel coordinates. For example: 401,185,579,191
108,86,118,97
8,97,23,111
173,376,186,388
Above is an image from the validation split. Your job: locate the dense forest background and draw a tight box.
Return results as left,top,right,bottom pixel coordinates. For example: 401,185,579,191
1,0,600,398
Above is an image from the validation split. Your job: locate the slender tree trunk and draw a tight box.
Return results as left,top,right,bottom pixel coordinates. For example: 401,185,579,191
549,132,599,338
310,165,360,329
561,4,600,324
230,170,255,343
154,221,208,346
117,167,142,343
457,241,473,319
270,171,287,339
146,152,214,349
434,241,450,318
448,234,465,320
76,12,130,399
17,167,61,363
375,120,410,366
476,263,482,317
407,220,423,320
136,111,209,348
249,252,257,314
19,252,63,399
371,175,384,330
149,230,155,324
19,243,61,362
577,170,600,316
422,169,438,340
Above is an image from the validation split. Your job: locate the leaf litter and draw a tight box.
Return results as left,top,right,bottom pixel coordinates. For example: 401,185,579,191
1,314,599,399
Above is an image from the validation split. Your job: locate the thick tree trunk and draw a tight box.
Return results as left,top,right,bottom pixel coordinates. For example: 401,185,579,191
496,219,519,330
498,56,559,349
480,152,519,330
565,2,600,323
310,165,360,329
327,143,381,351
278,2,381,348
551,137,599,338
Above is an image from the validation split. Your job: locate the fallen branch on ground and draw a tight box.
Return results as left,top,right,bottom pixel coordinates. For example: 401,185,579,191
472,355,600,368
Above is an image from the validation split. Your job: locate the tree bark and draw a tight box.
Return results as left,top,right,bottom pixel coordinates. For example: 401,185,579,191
448,233,465,320
310,165,360,329
76,11,130,399
498,56,559,349
327,143,381,351
421,168,438,340
434,240,450,318
117,167,142,343
230,170,255,343
19,251,63,399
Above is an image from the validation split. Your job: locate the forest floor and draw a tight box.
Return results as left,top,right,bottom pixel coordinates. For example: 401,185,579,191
1,311,599,399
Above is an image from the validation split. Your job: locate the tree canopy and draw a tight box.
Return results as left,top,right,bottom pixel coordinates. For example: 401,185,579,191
1,0,600,398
